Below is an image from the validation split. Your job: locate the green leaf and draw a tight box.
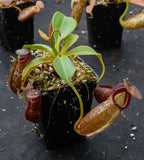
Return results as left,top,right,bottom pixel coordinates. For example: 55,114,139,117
52,12,77,50
61,33,79,54
66,45,105,83
65,45,101,56
21,57,53,87
54,56,75,83
23,44,55,57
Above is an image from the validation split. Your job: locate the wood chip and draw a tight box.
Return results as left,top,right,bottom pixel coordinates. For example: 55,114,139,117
0,148,5,152
56,0,61,3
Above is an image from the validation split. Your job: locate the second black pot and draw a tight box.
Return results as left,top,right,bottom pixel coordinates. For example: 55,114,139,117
86,2,126,50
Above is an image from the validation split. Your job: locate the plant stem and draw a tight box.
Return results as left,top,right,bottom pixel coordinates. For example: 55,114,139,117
119,0,129,27
50,29,61,56
11,4,22,12
69,82,84,133
23,90,29,103
96,54,105,83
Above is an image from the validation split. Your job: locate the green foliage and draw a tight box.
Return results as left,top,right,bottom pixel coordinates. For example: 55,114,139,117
22,11,105,132
52,12,77,50
22,11,105,86
61,33,79,54
23,44,55,57
54,56,75,84
21,57,53,87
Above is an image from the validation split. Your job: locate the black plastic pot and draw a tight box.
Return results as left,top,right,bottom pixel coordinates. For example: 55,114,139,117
0,2,34,51
86,2,126,50
36,59,97,148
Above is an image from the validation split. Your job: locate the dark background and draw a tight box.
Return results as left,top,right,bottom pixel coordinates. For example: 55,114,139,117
0,0,144,159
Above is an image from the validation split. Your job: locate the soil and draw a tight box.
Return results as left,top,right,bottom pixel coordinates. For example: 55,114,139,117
25,51,97,91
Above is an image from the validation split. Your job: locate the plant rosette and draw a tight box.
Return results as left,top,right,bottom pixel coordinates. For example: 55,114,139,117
0,0,44,51
9,11,142,148
71,0,144,49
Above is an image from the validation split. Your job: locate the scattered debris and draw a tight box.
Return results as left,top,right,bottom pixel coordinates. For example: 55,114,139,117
126,77,129,80
56,0,61,3
130,133,135,137
80,35,84,40
0,148,5,152
113,53,118,57
129,125,137,141
132,126,137,131
129,11,134,14
117,154,120,158
112,65,115,68
136,112,139,116
81,30,86,34
133,137,136,141
2,109,6,112
106,62,110,66
102,151,106,158
31,128,36,132
128,69,134,75
109,73,112,77
94,45,96,48
113,68,119,72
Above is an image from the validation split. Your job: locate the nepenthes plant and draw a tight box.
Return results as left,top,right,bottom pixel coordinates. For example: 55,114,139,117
9,11,142,139
9,11,105,134
71,0,144,29
0,0,44,21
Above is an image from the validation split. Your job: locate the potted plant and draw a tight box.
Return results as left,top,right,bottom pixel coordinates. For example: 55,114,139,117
71,0,144,49
0,0,44,51
9,11,105,147
9,11,142,148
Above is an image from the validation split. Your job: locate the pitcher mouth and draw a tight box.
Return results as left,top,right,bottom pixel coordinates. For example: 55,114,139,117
112,87,131,109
